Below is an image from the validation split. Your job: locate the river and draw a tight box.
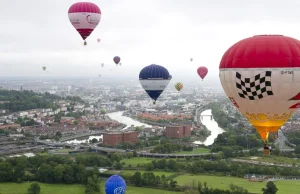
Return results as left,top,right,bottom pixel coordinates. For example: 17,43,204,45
194,109,225,146
107,111,151,129
66,135,103,144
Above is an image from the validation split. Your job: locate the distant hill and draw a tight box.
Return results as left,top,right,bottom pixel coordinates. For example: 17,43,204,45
0,90,83,113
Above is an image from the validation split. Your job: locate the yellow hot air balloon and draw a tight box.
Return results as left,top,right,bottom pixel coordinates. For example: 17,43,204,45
175,82,183,91
219,35,300,143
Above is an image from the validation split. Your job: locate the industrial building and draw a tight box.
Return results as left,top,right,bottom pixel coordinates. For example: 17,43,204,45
102,130,139,146
165,125,191,138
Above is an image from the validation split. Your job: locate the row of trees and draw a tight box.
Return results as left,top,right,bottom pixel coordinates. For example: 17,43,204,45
143,158,300,177
151,142,193,153
184,181,278,194
0,155,103,185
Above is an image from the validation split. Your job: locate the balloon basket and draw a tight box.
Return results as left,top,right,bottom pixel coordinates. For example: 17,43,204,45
263,148,270,156
84,41,87,46
153,101,156,105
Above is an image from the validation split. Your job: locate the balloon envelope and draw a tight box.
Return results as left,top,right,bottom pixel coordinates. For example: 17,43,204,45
219,35,300,141
105,175,126,194
68,2,101,41
113,56,121,65
197,66,208,80
139,64,171,103
175,82,183,91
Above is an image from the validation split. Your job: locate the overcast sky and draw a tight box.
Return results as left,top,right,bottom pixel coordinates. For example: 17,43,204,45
1,0,300,85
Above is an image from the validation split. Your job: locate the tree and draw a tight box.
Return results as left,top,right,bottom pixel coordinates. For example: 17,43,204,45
55,131,62,138
110,153,122,162
100,109,106,115
135,126,142,132
100,109,106,119
169,179,178,190
262,181,278,194
28,183,41,194
295,145,300,154
74,120,79,125
133,150,137,157
132,172,143,187
85,175,101,194
91,138,98,143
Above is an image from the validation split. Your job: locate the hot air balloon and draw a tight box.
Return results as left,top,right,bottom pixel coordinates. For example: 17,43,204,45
68,2,101,46
42,66,46,71
190,58,193,62
105,175,126,194
97,38,101,43
119,63,122,66
113,56,121,65
219,35,300,146
99,74,101,78
175,82,183,91
101,63,104,67
197,66,208,80
139,64,171,104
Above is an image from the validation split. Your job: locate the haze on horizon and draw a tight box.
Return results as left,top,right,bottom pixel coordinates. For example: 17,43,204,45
1,0,300,87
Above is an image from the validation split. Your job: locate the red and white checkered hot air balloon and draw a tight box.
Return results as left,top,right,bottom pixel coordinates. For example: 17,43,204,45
219,35,300,143
68,2,101,46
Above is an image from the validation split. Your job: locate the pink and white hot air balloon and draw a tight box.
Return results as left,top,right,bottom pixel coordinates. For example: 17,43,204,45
97,38,101,43
197,66,208,81
68,2,101,46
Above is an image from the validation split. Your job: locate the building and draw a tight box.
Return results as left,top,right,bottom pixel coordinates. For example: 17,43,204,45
102,131,139,146
165,125,192,138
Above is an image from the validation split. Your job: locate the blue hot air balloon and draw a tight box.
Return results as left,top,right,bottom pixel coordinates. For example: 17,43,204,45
105,175,126,194
139,64,172,104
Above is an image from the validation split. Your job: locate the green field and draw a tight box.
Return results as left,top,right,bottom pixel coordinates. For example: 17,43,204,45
120,170,176,178
0,182,85,194
0,182,181,194
175,174,300,194
174,148,210,154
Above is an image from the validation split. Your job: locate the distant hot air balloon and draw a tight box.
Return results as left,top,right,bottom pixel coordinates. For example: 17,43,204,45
99,74,101,78
42,66,46,71
139,64,171,104
175,82,183,91
113,56,121,65
190,58,193,62
101,63,104,67
68,2,101,46
105,175,126,194
197,66,208,80
119,63,122,66
219,35,300,144
97,38,101,43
